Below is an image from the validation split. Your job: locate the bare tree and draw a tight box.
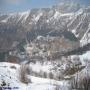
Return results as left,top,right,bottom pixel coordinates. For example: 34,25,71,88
71,75,90,90
19,64,31,84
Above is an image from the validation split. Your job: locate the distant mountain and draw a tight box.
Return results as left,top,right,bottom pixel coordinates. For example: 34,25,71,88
0,3,90,52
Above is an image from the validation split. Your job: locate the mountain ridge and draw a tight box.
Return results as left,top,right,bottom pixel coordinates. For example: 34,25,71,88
0,3,90,53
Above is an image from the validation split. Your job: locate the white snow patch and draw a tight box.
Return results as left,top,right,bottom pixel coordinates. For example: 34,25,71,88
54,11,60,19
35,13,43,22
30,62,53,73
18,11,30,22
0,62,71,90
79,51,90,61
80,24,90,46
0,62,26,90
60,13,73,17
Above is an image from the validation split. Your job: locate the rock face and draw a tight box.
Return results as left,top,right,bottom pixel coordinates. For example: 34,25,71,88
0,3,90,53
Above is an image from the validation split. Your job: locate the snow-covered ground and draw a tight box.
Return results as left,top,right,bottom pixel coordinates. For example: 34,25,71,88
0,49,90,90
79,51,90,65
28,76,71,90
80,51,90,60
0,62,71,90
0,62,27,90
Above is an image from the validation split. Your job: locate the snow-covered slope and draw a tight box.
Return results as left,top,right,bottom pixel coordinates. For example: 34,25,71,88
0,62,26,90
0,62,71,90
0,3,90,41
0,54,90,90
80,25,90,46
0,11,30,23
